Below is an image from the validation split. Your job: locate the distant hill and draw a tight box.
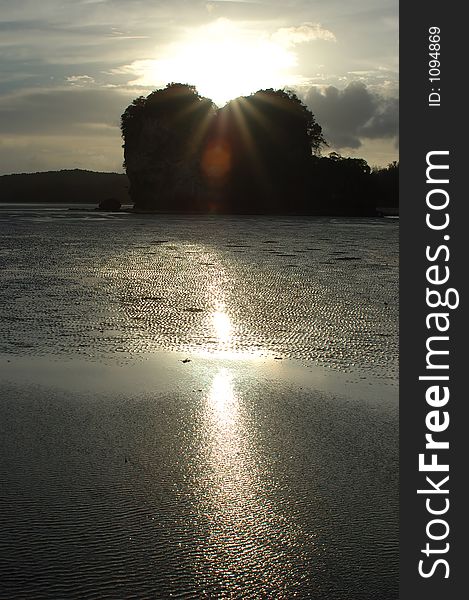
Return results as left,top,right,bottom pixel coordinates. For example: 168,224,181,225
0,169,130,204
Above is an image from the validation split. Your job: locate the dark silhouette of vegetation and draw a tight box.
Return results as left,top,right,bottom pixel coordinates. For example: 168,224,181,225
121,83,216,210
122,84,398,215
121,83,334,213
0,161,398,214
0,170,129,204
371,161,399,212
307,156,398,215
1,99,398,215
209,89,327,213
307,152,374,216
122,84,399,215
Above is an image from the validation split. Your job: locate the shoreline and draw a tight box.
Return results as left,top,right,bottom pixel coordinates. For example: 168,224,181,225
1,350,398,404
0,202,399,217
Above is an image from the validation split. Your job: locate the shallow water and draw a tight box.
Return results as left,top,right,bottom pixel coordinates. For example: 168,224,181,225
0,205,398,599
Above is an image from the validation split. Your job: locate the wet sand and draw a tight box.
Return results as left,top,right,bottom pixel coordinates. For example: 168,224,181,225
0,207,398,598
1,353,398,599
0,210,398,378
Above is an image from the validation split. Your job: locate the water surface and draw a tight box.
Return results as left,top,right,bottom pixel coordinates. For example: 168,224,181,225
0,205,398,377
0,205,398,599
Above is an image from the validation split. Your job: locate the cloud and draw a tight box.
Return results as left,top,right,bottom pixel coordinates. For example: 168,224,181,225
66,75,96,86
304,81,398,150
0,86,134,174
0,87,135,135
0,1,398,170
0,2,188,72
272,23,337,46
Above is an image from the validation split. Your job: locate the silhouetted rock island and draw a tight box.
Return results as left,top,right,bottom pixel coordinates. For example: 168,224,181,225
121,83,398,216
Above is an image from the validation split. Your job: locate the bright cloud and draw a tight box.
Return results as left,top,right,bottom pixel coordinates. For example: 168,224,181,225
66,75,96,86
117,18,337,106
120,19,301,106
272,23,337,46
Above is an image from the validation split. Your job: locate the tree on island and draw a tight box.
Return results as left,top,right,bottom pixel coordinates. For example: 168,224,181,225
371,161,399,210
306,152,374,215
121,84,329,213
213,89,327,213
121,84,396,215
121,83,215,210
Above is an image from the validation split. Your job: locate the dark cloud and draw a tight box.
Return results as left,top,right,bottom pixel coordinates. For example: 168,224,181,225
0,20,45,32
360,95,398,139
0,87,135,135
304,81,398,150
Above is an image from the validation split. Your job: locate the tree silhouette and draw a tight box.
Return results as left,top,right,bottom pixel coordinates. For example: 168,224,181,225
306,153,375,215
121,85,395,215
371,161,399,209
211,89,326,213
121,83,215,210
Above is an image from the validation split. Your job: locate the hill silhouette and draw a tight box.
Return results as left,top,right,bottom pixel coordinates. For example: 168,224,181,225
0,170,129,204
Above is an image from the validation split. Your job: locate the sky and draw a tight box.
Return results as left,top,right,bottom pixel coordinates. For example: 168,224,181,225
0,0,398,175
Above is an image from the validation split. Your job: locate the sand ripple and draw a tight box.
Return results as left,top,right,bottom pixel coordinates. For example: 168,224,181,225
0,210,398,379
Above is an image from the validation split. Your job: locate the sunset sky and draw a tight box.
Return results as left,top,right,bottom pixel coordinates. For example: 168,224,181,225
0,0,398,175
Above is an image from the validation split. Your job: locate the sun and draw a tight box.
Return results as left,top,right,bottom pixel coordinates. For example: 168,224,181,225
129,19,299,106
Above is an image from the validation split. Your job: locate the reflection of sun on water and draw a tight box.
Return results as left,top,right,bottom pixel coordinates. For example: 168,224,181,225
204,368,252,512
209,368,237,427
195,368,301,593
207,284,237,354
195,259,263,359
212,309,232,345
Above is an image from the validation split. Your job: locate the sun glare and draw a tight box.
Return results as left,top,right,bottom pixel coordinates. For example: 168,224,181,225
130,19,298,106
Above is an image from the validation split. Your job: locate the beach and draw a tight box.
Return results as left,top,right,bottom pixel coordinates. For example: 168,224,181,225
0,206,398,598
